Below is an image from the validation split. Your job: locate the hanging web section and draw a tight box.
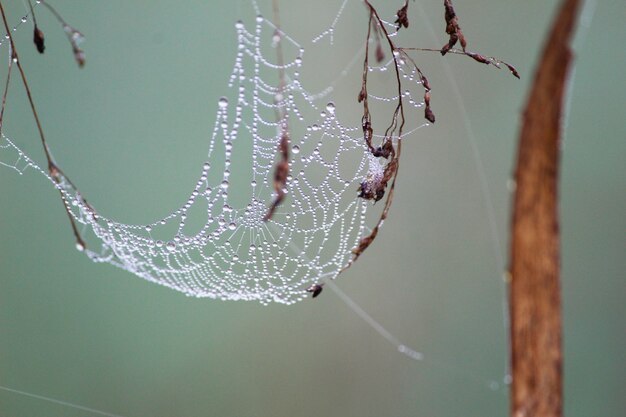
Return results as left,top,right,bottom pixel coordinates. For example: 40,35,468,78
0,10,429,305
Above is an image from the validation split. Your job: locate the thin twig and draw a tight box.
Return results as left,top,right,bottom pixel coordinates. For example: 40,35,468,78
342,0,517,274
264,0,291,222
0,1,86,249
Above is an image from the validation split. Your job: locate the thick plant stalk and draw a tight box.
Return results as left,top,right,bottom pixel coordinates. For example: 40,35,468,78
509,0,580,416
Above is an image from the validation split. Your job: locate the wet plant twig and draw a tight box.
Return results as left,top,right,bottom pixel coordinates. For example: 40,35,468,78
0,1,87,249
39,0,86,67
341,0,517,274
400,47,520,78
27,0,45,53
264,0,291,222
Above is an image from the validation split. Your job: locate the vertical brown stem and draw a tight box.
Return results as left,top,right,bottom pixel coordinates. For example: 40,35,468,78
509,0,580,416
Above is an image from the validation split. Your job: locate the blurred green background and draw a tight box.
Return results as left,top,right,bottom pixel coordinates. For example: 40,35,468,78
1,1,624,416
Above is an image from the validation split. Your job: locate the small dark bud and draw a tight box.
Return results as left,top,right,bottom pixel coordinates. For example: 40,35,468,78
425,106,436,124
468,52,490,65
395,4,409,30
375,189,385,201
358,87,366,103
440,33,458,56
73,46,85,67
33,25,45,54
505,63,521,79
306,283,324,298
372,139,393,159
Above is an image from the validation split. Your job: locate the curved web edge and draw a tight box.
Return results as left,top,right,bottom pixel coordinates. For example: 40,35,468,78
0,11,429,305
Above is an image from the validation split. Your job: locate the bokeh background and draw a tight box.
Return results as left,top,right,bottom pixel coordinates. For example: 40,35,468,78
1,1,624,416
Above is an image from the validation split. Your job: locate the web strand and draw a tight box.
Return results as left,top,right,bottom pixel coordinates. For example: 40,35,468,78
0,385,126,417
0,8,429,305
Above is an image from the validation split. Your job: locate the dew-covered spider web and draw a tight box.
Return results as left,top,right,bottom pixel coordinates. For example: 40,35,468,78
0,2,430,305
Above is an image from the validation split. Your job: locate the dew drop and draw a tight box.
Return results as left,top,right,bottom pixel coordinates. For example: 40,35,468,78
228,222,237,231
326,102,336,114
166,241,176,252
291,145,300,154
75,242,85,252
218,97,229,108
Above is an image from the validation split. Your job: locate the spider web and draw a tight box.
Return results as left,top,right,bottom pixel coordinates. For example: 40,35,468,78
0,7,429,305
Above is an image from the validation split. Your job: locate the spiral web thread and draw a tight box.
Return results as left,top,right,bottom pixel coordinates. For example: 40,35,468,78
0,11,429,305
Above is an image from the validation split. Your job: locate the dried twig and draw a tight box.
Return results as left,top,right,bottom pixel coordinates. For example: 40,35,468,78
264,0,290,222
342,0,517,275
39,0,86,67
509,0,580,415
441,0,466,55
264,130,289,222
400,47,520,79
27,0,45,54
0,1,87,249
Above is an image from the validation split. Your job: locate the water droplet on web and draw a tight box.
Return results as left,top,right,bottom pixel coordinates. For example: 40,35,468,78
220,180,230,189
326,102,336,114
75,242,85,252
166,242,176,252
292,145,300,154
235,20,244,30
256,15,264,23
218,97,229,108
21,17,27,23
228,222,237,231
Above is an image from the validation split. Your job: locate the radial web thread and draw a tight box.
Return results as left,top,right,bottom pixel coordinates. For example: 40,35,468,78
0,12,429,305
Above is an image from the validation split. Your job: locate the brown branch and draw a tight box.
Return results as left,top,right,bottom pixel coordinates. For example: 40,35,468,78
0,1,86,249
400,47,520,79
341,0,519,279
509,0,580,416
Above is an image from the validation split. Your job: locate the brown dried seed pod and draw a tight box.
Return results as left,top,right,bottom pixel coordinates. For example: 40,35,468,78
33,25,45,54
